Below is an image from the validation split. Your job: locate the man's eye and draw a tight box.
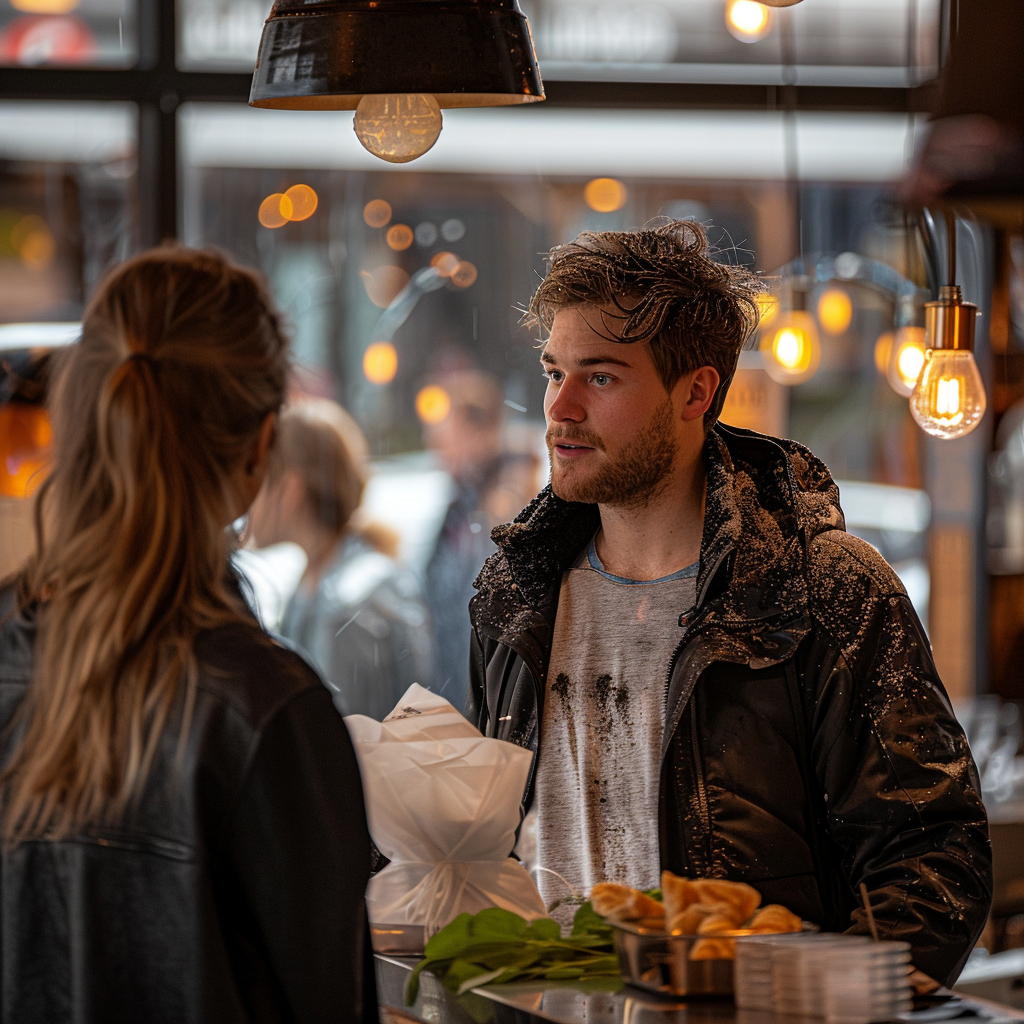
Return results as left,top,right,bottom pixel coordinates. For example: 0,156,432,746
592,374,611,386
544,369,563,382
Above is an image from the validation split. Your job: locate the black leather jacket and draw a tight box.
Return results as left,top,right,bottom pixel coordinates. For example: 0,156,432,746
0,601,378,1024
467,423,992,987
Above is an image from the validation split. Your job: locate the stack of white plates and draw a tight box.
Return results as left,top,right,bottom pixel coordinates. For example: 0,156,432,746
819,939,913,1023
735,934,801,1011
735,934,912,1022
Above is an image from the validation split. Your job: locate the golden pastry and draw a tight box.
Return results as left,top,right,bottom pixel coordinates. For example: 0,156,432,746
697,912,740,935
691,879,761,923
590,882,665,921
661,871,701,922
746,904,803,934
668,902,723,934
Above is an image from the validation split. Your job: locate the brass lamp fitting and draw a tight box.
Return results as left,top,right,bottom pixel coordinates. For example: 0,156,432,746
925,285,977,352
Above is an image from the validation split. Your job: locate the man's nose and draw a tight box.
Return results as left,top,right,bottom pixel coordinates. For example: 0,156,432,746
546,380,585,423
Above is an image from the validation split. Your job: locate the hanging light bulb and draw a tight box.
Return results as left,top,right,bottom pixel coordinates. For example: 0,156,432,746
725,0,772,42
760,279,821,385
353,94,443,163
910,285,985,439
249,1,544,164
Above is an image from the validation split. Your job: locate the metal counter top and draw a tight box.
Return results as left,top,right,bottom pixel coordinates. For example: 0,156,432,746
375,955,1024,1024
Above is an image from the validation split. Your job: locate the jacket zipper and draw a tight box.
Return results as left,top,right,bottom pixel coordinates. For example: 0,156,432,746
689,695,712,872
662,615,713,875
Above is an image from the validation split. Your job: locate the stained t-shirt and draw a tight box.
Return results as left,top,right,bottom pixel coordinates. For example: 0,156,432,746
533,538,698,922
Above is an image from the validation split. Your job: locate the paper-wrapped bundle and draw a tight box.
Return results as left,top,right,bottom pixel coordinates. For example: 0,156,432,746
346,684,546,941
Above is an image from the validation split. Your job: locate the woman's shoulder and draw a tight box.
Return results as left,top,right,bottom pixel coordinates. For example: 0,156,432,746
193,619,328,731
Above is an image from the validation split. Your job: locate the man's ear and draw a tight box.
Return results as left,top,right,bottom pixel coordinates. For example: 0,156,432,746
677,366,720,423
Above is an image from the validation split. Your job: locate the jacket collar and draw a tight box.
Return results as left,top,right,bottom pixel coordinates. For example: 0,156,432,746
474,423,845,665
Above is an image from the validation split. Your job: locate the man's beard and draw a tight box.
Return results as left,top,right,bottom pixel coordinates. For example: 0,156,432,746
546,398,678,507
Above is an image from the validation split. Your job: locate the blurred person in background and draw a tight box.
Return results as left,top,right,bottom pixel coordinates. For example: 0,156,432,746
248,398,433,720
0,248,377,1024
421,369,539,711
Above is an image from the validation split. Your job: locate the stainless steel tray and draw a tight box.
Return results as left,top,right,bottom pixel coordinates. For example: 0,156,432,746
611,920,735,997
370,923,426,954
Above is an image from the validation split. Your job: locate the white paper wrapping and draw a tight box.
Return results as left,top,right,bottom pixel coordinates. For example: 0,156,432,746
346,684,547,937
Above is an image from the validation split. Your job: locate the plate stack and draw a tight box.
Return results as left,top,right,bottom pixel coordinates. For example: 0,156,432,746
735,934,798,1011
735,934,912,1022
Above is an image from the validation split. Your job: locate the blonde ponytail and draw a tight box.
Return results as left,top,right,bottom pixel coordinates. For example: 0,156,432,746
2,247,289,845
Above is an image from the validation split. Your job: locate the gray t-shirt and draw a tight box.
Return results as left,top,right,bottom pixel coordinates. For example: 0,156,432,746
533,538,698,921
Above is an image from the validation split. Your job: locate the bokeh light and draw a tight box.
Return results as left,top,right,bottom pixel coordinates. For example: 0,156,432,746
451,261,478,288
360,265,410,308
0,404,52,498
895,334,926,388
726,0,771,42
584,178,628,213
10,0,79,13
760,311,820,384
258,193,289,229
817,287,852,335
10,214,54,270
874,331,894,376
363,199,392,228
283,184,318,222
431,251,460,277
362,341,399,385
416,385,452,425
888,326,928,397
386,224,414,251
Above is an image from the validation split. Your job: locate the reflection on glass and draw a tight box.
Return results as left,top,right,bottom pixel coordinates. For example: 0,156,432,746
0,0,136,67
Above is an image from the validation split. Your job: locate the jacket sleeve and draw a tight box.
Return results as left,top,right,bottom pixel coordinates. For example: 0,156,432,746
465,618,488,731
226,684,378,1024
807,533,992,987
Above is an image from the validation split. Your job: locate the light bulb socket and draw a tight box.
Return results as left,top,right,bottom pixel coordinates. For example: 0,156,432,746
925,285,977,352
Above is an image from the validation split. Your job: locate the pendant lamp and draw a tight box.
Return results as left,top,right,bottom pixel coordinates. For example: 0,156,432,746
249,0,545,163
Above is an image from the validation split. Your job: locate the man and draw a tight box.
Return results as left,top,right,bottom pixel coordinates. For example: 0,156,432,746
423,369,538,709
466,220,991,987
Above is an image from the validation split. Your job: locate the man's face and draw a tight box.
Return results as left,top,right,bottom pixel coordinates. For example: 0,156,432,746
542,306,690,507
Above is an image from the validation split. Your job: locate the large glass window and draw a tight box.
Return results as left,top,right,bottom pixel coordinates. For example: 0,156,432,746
176,0,940,85
0,0,980,693
181,101,933,614
0,100,137,321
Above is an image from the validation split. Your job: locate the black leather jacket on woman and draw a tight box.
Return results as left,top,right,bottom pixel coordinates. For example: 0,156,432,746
0,599,377,1024
467,423,992,987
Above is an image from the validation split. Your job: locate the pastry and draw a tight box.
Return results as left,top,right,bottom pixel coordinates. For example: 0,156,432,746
590,882,665,921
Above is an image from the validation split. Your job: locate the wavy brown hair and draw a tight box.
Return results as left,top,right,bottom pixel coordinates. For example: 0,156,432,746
1,247,289,846
527,220,763,426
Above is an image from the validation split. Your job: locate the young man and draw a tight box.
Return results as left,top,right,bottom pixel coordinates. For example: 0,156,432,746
466,221,991,987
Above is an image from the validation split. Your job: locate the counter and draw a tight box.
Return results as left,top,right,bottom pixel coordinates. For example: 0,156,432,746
376,955,1024,1024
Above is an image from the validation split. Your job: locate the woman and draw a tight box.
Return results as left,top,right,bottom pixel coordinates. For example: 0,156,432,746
0,248,377,1023
248,399,433,720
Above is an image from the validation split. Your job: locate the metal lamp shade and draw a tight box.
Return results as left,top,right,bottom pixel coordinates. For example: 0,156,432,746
249,0,545,110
